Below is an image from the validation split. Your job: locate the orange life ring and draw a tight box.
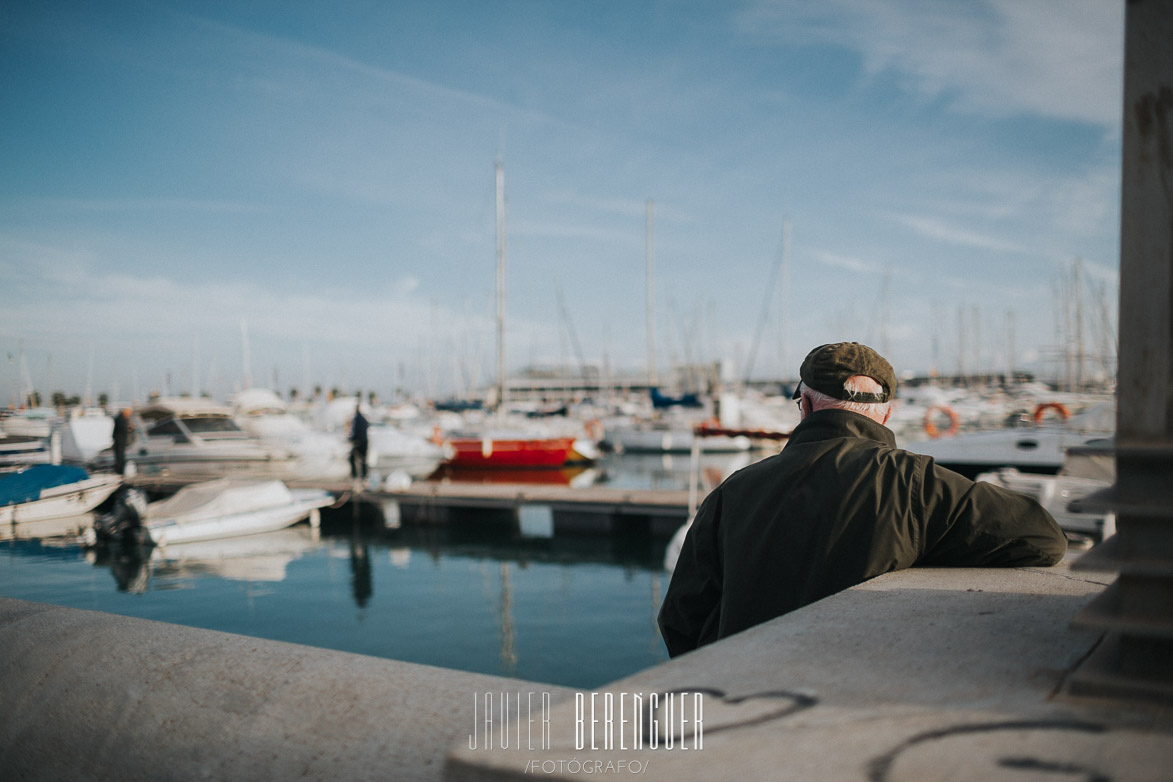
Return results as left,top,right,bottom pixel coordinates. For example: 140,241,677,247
430,426,445,446
924,405,960,439
584,419,604,440
1033,402,1071,424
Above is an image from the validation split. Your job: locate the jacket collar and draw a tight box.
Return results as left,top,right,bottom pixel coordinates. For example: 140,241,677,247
786,408,897,449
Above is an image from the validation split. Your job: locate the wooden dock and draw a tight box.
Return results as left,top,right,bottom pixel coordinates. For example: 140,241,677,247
363,482,692,517
358,482,695,538
128,477,700,538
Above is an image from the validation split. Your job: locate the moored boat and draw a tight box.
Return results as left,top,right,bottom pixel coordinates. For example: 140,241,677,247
0,433,55,466
94,478,334,547
91,397,300,481
444,431,577,468
901,401,1115,479
232,388,351,481
0,464,122,528
603,421,752,454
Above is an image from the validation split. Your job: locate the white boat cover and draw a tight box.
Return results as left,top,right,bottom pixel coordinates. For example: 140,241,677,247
147,479,294,522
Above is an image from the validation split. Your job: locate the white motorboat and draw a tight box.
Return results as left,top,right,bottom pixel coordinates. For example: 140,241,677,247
1,407,63,465
315,397,446,479
976,441,1116,543
91,397,300,481
0,407,58,438
232,388,351,481
0,464,122,533
604,421,752,454
977,467,1115,543
0,433,55,466
901,401,1115,479
367,423,447,478
138,479,334,546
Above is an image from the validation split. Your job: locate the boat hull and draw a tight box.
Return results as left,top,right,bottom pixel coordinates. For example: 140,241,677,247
0,474,122,525
96,450,303,482
604,427,751,454
147,488,334,546
0,439,53,466
445,437,576,468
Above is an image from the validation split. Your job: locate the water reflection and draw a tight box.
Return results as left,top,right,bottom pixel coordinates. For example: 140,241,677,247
86,539,150,594
498,562,517,674
429,464,601,486
0,511,94,542
8,499,671,687
86,526,322,594
597,450,760,491
75,499,670,603
348,508,373,608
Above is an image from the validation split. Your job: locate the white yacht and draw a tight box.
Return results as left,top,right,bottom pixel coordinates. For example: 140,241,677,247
902,401,1115,479
91,397,300,481
316,396,446,479
232,389,350,481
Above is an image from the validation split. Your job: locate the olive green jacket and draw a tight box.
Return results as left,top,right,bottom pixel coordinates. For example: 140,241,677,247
658,409,1068,657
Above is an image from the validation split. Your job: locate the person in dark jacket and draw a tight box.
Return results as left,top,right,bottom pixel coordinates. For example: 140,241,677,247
111,408,132,475
348,403,369,482
658,342,1067,657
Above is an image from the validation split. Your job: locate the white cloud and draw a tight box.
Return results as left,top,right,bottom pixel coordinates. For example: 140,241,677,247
739,0,1123,127
13,197,266,214
179,9,573,130
813,250,878,273
891,214,1028,254
0,235,573,398
509,217,631,242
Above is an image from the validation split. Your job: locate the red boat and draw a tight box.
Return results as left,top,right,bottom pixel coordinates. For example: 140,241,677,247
429,464,594,485
444,434,577,468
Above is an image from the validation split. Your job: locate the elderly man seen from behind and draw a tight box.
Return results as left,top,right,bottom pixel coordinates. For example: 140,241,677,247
658,341,1068,658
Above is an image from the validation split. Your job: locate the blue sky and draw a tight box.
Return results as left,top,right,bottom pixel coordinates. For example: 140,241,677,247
1,0,1124,402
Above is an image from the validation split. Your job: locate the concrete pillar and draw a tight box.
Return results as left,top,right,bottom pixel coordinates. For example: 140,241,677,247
1070,0,1173,703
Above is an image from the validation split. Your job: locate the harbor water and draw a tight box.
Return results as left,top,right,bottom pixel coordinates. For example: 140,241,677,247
0,450,759,689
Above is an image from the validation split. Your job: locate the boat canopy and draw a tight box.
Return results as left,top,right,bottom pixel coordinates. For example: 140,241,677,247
147,479,294,522
0,464,90,506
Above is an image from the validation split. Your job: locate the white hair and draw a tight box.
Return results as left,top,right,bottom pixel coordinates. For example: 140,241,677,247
801,375,892,420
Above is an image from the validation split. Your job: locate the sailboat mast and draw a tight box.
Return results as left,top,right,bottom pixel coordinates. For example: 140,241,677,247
192,335,200,398
779,217,791,381
240,318,252,390
646,199,657,388
495,156,507,409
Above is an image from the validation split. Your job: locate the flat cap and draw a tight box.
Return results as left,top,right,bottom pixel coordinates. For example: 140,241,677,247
793,342,896,403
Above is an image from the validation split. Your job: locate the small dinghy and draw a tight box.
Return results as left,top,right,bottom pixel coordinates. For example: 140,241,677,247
0,464,122,526
92,479,334,547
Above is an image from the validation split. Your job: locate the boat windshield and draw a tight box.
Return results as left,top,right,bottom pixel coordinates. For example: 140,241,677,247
183,417,244,434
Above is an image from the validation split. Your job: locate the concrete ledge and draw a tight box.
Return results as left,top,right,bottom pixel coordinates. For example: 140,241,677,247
5,564,1170,781
0,598,575,781
446,564,1173,781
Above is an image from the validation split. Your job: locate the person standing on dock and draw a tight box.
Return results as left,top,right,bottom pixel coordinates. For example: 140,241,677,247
111,407,132,475
348,402,369,484
658,341,1068,657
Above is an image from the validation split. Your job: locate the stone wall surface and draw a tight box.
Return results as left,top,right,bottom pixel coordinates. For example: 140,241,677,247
446,563,1173,781
2,563,1170,782
0,597,573,781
